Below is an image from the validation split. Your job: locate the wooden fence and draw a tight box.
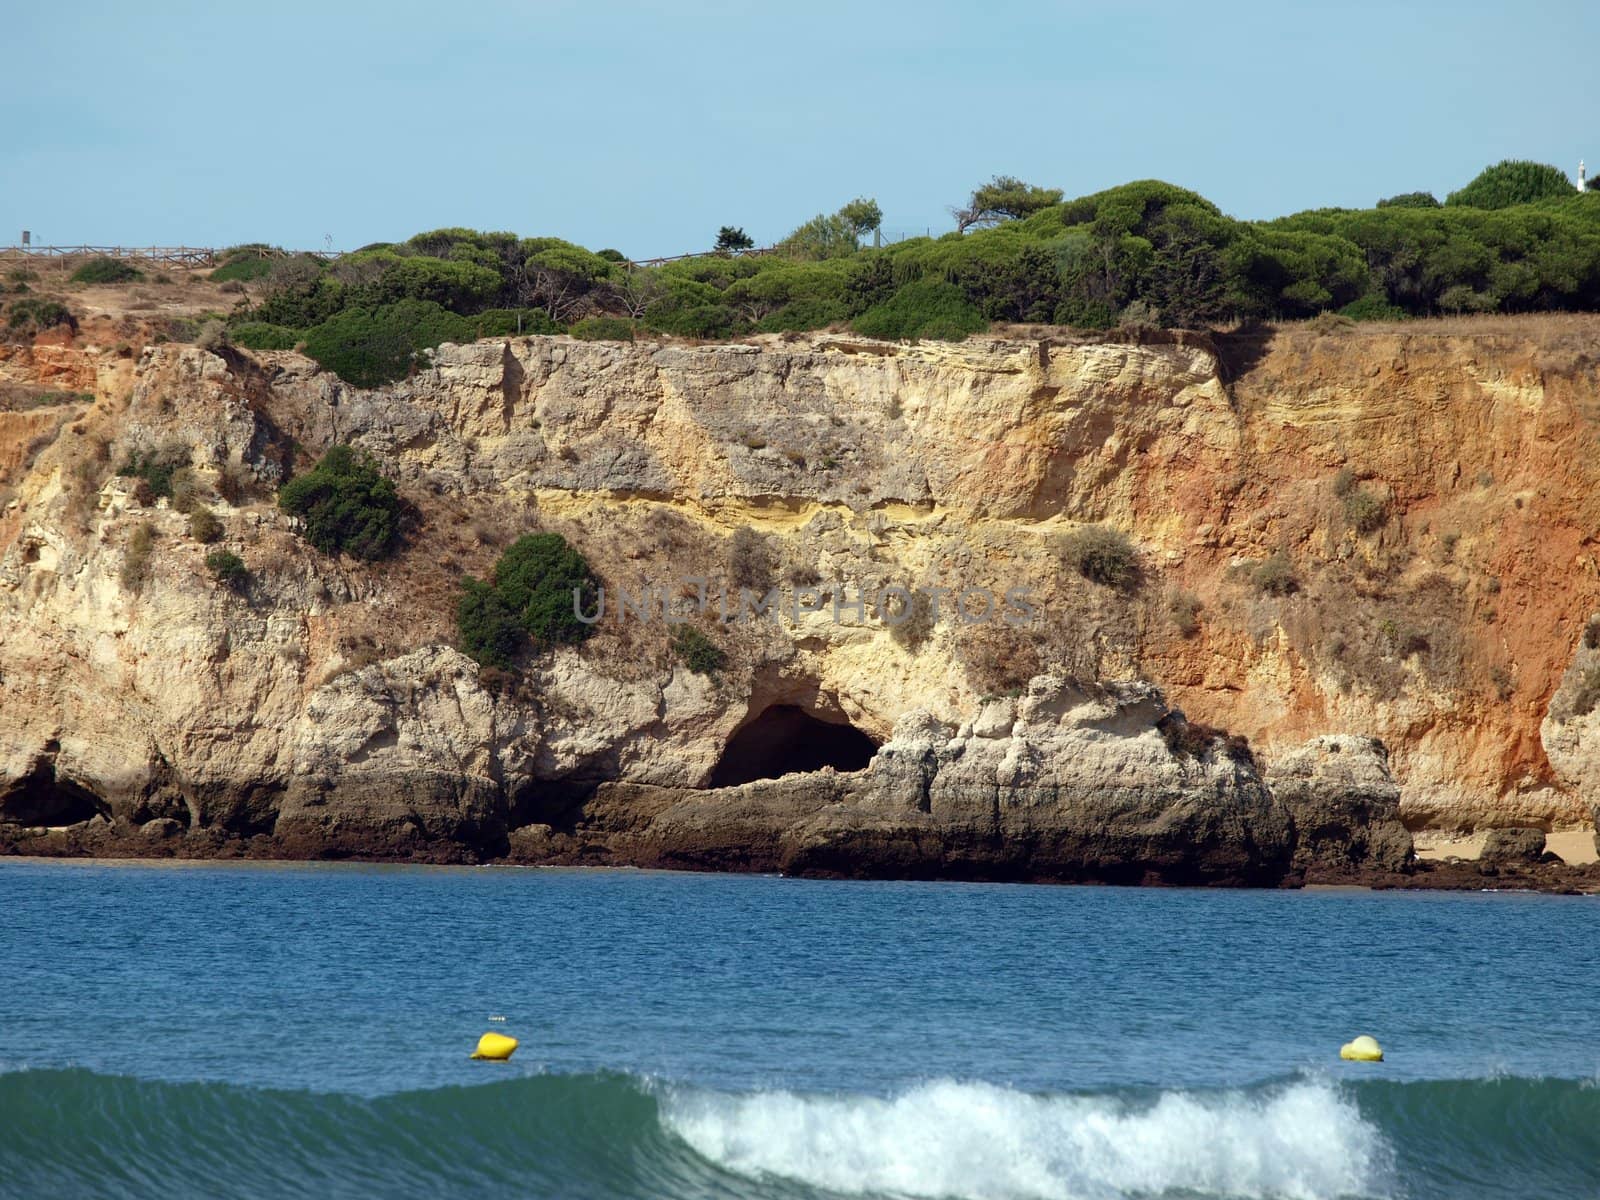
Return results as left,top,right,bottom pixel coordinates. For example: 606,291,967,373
0,245,338,268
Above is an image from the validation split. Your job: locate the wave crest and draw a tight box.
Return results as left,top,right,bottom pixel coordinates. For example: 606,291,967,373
662,1077,1392,1200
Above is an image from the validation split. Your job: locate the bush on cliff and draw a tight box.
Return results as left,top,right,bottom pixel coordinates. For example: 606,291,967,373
851,279,988,341
277,443,401,560
70,257,141,284
205,549,248,591
1248,551,1299,596
117,441,191,500
457,533,599,664
230,322,301,350
121,521,156,592
457,578,523,668
492,533,600,648
671,625,726,676
5,298,77,334
1058,525,1140,592
188,506,223,543
210,255,277,284
299,300,473,387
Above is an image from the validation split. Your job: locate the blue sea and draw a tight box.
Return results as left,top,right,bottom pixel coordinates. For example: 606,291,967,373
2,861,1597,1200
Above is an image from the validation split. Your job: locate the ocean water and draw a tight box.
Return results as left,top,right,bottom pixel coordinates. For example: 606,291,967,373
1,862,1597,1200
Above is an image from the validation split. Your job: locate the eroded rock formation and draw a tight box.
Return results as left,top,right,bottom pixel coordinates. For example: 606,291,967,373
4,317,1600,881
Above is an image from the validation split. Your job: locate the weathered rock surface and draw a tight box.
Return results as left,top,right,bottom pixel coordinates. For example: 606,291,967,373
3,320,1600,880
569,679,1294,884
1266,736,1413,875
1478,827,1547,865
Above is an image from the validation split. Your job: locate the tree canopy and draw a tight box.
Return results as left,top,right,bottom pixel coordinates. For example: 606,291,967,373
953,175,1065,232
212,159,1600,380
1446,160,1575,210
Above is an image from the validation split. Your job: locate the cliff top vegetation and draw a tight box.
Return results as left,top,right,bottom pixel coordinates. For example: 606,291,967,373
12,160,1600,387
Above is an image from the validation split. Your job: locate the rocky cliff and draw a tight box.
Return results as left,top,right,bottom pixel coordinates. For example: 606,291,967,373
3,313,1599,882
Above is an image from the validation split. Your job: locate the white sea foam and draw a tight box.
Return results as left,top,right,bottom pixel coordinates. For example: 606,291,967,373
661,1077,1393,1200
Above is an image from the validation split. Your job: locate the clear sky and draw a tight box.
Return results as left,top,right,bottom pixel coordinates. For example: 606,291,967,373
4,0,1597,256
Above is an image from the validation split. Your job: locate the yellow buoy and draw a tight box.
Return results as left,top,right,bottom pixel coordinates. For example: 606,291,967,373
470,1032,519,1061
1339,1035,1383,1062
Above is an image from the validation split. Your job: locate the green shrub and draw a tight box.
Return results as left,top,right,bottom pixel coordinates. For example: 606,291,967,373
189,507,223,543
229,322,301,350
300,300,474,387
70,257,141,284
210,256,276,283
5,298,76,333
852,280,988,341
1058,525,1140,591
671,625,726,675
569,316,637,341
276,443,401,560
457,577,523,668
755,296,849,332
461,308,559,338
117,442,190,499
1339,295,1407,322
205,549,248,590
491,532,599,649
1377,192,1441,209
644,296,737,339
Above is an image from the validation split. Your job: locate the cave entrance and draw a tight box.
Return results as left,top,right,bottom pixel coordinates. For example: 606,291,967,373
0,755,108,827
709,705,879,787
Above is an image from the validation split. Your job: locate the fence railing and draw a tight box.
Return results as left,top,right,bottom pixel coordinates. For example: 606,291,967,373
0,245,339,267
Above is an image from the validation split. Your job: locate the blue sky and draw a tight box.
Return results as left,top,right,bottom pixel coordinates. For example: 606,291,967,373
4,0,1596,256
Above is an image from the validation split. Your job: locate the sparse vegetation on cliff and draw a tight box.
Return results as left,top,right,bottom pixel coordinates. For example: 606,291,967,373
5,298,76,335
117,442,189,501
457,533,600,663
188,507,222,543
205,549,248,591
671,625,726,676
1342,485,1389,533
728,526,774,593
1058,525,1140,591
121,522,156,591
213,159,1600,384
1247,552,1299,597
277,444,401,560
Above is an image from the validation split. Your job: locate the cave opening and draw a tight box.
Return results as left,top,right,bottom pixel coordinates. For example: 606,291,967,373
0,756,108,827
709,705,879,788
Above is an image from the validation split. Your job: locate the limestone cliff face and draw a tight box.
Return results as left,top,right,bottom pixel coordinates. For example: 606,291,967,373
2,317,1598,872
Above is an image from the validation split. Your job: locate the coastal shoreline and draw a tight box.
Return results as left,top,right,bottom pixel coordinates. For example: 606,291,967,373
6,826,1597,894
